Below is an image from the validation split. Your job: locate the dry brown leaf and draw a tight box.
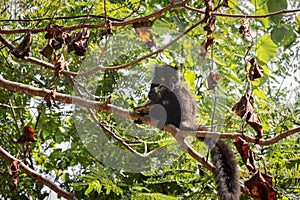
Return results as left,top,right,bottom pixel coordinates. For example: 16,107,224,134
44,88,56,108
68,28,90,56
239,18,251,38
203,16,217,35
16,125,37,144
199,37,215,58
11,32,32,59
133,20,155,48
246,112,263,139
249,58,264,81
234,136,256,172
244,171,277,200
232,93,254,118
54,53,66,77
207,70,221,90
40,42,54,60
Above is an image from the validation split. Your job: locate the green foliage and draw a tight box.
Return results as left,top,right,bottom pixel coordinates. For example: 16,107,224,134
0,0,300,199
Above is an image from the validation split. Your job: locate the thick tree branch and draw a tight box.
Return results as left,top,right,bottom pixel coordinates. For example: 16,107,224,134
164,125,214,171
1,75,299,199
0,146,77,200
0,76,299,146
0,76,214,170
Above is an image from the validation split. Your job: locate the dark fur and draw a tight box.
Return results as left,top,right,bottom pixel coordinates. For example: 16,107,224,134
143,65,240,200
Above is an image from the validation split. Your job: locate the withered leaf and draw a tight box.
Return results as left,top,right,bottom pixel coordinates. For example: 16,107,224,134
232,93,254,118
11,32,32,59
44,24,63,39
44,93,52,108
199,37,215,58
203,16,217,35
244,171,277,200
16,125,36,144
68,28,90,56
8,160,20,177
133,20,155,48
201,0,214,24
8,160,20,192
11,175,19,192
99,20,113,40
207,70,221,90
40,42,54,60
234,136,256,172
54,53,66,77
56,32,70,45
233,93,263,137
44,88,56,108
239,18,251,38
246,112,263,139
249,57,264,81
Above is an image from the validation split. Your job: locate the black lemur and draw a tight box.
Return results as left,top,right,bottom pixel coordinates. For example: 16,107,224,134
135,65,240,200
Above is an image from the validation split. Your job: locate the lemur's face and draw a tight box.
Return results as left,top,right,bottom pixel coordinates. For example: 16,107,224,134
153,66,179,90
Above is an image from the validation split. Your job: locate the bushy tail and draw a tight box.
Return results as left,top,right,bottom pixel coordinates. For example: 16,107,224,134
205,139,240,200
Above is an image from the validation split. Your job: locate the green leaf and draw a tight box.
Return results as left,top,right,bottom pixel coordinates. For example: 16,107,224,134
267,0,287,25
271,25,296,48
251,0,269,27
256,34,277,64
253,89,267,100
296,14,300,34
84,184,94,195
183,69,196,91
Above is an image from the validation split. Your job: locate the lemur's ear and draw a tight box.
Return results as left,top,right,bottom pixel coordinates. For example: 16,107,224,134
164,64,179,71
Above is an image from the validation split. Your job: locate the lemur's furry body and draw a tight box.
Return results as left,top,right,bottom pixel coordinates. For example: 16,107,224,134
137,65,240,200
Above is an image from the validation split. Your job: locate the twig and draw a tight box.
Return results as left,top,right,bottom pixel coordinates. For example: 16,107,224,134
0,103,27,109
0,15,124,22
104,0,107,22
0,146,77,200
122,0,142,20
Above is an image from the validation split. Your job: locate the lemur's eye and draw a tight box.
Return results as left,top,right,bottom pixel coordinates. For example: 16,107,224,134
161,77,165,81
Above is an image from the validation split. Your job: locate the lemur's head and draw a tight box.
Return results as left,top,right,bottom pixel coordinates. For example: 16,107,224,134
153,65,180,90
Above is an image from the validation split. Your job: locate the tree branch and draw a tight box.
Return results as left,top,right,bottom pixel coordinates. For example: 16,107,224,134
0,146,77,200
1,15,202,77
164,125,214,171
180,127,300,146
1,76,299,146
184,5,300,18
0,0,191,35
